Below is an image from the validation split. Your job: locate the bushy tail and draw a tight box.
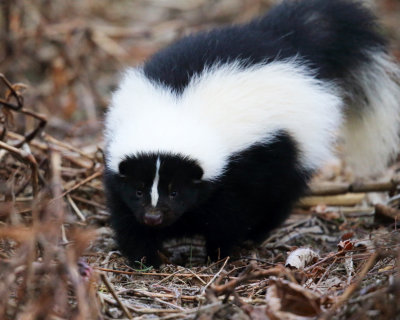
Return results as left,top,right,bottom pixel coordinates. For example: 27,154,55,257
341,51,400,177
261,0,400,176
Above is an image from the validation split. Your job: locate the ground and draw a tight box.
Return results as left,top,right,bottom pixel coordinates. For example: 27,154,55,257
0,0,400,319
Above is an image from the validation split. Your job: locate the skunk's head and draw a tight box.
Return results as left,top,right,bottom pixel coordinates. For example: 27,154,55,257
114,153,209,228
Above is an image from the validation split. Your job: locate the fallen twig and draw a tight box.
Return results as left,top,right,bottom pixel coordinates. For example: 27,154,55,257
58,169,103,199
122,289,201,302
0,140,39,196
201,257,229,294
299,193,365,207
320,252,379,319
211,266,284,297
100,272,133,319
95,266,226,279
310,180,399,196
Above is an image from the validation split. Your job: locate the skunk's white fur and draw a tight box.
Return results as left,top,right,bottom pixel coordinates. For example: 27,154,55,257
341,51,400,176
150,157,161,206
105,60,342,180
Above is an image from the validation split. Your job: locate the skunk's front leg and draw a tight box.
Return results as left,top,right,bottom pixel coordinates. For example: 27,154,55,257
114,227,163,267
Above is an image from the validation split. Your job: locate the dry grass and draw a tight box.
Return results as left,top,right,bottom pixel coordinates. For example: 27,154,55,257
1,0,400,319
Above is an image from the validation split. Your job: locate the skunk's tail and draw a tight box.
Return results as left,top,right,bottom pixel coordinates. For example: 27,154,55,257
261,0,400,176
341,51,400,176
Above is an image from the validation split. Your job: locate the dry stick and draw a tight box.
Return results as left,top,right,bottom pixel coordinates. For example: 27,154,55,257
320,252,379,320
57,169,103,199
70,195,106,209
7,131,48,151
199,257,231,274
43,133,95,161
0,97,21,109
99,292,183,315
13,108,47,148
309,180,399,196
202,257,229,294
60,224,68,243
313,257,338,291
299,193,366,207
0,140,39,196
91,29,128,59
185,268,207,285
218,265,248,285
304,248,377,272
63,154,93,169
127,289,200,302
95,266,222,279
153,297,185,311
49,150,63,220
304,252,343,272
13,150,48,319
158,302,223,320
100,273,133,319
128,308,181,315
212,266,283,296
0,75,47,148
0,74,24,110
154,268,185,285
66,194,86,221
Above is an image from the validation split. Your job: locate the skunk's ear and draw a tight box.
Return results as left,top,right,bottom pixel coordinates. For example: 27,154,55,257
118,160,128,177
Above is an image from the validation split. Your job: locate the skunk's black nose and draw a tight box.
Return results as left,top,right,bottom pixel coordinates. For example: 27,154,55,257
144,211,163,226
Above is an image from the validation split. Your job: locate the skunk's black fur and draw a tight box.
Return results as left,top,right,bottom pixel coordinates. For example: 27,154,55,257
144,0,385,91
105,132,309,265
104,0,400,266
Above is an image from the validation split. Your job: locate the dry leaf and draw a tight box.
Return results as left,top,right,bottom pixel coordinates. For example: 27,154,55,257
285,248,320,270
266,277,323,319
337,240,353,252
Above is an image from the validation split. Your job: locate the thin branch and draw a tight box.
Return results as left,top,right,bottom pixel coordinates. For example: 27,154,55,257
57,169,103,199
0,140,39,196
100,273,133,319
320,252,379,320
309,180,399,196
201,257,229,294
211,266,284,296
95,266,227,279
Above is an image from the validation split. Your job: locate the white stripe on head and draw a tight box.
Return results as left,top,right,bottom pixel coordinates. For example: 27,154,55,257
151,157,161,207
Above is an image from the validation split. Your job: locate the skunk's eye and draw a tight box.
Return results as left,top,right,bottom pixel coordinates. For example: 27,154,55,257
169,191,178,198
136,190,143,198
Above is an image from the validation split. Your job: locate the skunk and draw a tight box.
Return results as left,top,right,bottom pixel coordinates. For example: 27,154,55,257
104,0,400,266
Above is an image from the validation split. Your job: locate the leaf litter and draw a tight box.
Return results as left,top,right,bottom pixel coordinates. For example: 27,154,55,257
1,0,400,319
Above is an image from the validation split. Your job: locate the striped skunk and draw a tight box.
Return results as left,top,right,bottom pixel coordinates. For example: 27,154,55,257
104,0,400,266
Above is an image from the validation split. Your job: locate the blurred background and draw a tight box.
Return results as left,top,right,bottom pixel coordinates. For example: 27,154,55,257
1,0,399,144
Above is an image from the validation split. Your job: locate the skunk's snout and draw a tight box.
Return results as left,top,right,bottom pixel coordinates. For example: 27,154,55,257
143,210,163,226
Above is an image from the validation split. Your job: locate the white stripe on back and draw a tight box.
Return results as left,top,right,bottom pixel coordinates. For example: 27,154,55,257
106,61,342,179
150,157,161,207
